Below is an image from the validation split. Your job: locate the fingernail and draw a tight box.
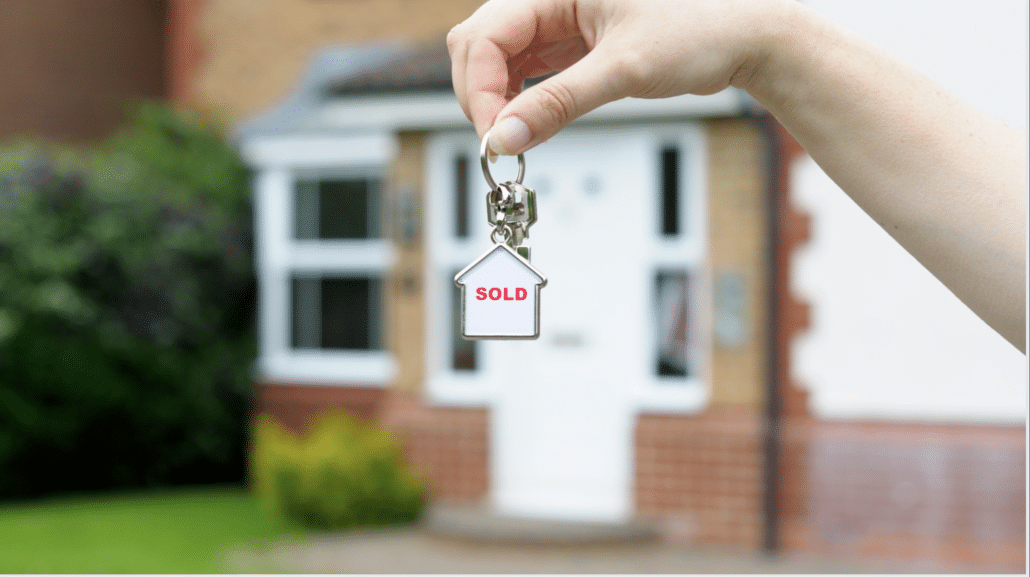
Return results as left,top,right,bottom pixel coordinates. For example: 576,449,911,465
489,117,531,156
488,150,499,163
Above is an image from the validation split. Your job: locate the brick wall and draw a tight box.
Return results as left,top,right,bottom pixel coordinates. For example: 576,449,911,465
705,117,769,408
382,394,489,504
386,132,428,395
780,418,1026,572
636,410,764,547
193,0,482,126
0,0,167,142
255,382,387,431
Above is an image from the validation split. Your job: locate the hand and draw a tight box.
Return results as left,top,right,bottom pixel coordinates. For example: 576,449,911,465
446,0,791,155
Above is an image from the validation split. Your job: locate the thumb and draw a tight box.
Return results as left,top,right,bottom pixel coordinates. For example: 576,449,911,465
488,45,636,155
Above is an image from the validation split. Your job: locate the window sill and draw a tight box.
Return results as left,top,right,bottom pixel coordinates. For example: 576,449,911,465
259,350,397,386
632,378,709,413
425,373,493,406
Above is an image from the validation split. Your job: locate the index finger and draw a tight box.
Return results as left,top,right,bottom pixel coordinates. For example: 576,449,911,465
461,1,546,136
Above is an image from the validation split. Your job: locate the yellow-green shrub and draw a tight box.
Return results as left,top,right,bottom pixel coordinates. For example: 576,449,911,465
252,411,426,530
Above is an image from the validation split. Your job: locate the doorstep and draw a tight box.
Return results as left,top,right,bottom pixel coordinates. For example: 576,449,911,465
423,504,662,546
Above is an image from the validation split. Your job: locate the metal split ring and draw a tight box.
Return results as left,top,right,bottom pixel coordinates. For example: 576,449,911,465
491,223,512,245
480,129,525,191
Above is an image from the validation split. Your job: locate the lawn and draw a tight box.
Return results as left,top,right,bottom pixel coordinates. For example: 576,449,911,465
0,485,304,573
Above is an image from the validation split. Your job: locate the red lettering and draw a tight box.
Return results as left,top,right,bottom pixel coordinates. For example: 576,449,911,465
477,287,532,302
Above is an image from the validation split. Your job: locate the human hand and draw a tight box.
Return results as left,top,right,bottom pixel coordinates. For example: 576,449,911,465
446,0,793,155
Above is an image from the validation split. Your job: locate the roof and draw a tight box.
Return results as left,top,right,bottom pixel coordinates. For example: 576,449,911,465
236,40,753,141
326,41,453,97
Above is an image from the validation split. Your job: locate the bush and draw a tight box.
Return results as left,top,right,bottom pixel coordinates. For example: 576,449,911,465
0,102,256,499
252,411,427,530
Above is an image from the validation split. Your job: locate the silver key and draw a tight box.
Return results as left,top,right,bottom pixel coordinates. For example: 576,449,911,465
487,181,537,248
454,131,547,340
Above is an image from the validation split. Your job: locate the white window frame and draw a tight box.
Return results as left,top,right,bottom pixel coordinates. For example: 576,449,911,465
423,131,495,405
633,125,712,412
246,134,398,385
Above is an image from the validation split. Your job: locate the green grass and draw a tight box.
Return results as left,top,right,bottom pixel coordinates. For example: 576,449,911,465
0,486,304,573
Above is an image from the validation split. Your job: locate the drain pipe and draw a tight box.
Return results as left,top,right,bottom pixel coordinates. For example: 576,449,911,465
755,108,783,556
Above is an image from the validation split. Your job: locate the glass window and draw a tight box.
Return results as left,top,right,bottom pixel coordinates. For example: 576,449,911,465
294,177,380,240
654,270,692,377
291,276,382,350
451,269,477,370
660,146,681,236
454,155,471,239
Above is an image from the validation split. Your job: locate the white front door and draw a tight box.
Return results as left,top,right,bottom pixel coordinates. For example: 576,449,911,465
491,129,655,522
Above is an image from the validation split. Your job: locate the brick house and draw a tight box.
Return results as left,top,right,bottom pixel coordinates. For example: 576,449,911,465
170,0,1025,571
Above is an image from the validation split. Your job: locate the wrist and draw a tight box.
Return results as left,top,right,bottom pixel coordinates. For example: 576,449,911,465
730,0,819,107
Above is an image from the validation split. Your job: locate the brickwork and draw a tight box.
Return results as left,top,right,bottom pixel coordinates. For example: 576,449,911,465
168,0,207,105
193,0,481,126
255,382,387,432
780,418,1026,572
386,132,428,394
704,118,769,409
636,410,765,548
770,120,812,418
382,394,490,503
0,0,166,142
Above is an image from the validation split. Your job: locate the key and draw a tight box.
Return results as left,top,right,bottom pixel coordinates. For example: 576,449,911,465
487,182,537,252
454,131,547,340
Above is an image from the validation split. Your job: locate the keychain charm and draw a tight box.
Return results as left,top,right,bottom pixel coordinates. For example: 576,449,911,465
454,132,547,340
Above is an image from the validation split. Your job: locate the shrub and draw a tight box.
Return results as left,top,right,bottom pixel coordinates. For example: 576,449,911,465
0,102,256,499
252,411,427,530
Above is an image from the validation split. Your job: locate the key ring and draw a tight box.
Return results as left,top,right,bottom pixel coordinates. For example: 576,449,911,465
480,129,525,191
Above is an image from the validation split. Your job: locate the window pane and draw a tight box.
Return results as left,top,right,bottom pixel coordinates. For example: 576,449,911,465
654,270,691,377
454,154,470,238
451,270,477,371
291,276,382,350
294,177,379,240
292,277,321,348
660,146,680,236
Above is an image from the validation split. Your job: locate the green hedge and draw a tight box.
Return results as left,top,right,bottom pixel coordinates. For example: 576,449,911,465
252,411,427,530
0,103,256,499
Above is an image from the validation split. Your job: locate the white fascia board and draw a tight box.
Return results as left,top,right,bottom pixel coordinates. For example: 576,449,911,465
241,132,398,168
317,89,750,132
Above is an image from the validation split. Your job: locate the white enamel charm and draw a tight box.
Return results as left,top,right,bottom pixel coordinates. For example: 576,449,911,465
455,243,547,340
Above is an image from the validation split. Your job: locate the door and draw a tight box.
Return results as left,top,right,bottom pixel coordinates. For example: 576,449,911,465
490,129,655,522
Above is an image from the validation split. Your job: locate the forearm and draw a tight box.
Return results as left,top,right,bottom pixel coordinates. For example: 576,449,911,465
740,3,1027,351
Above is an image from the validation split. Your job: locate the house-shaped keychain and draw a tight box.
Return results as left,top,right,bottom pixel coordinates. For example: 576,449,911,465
454,243,547,340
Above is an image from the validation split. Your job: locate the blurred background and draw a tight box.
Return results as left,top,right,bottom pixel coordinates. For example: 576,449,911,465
0,0,1025,573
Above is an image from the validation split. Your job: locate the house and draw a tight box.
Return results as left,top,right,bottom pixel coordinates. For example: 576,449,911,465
235,41,768,526
173,0,1025,571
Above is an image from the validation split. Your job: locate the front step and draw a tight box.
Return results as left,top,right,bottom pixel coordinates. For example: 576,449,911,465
423,505,661,546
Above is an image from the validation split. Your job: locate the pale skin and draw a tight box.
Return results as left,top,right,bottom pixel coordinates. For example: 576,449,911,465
447,0,1028,352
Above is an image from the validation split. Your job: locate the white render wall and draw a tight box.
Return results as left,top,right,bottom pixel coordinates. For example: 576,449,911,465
791,0,1028,423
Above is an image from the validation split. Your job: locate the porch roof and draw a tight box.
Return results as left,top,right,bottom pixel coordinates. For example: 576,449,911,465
236,40,758,141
